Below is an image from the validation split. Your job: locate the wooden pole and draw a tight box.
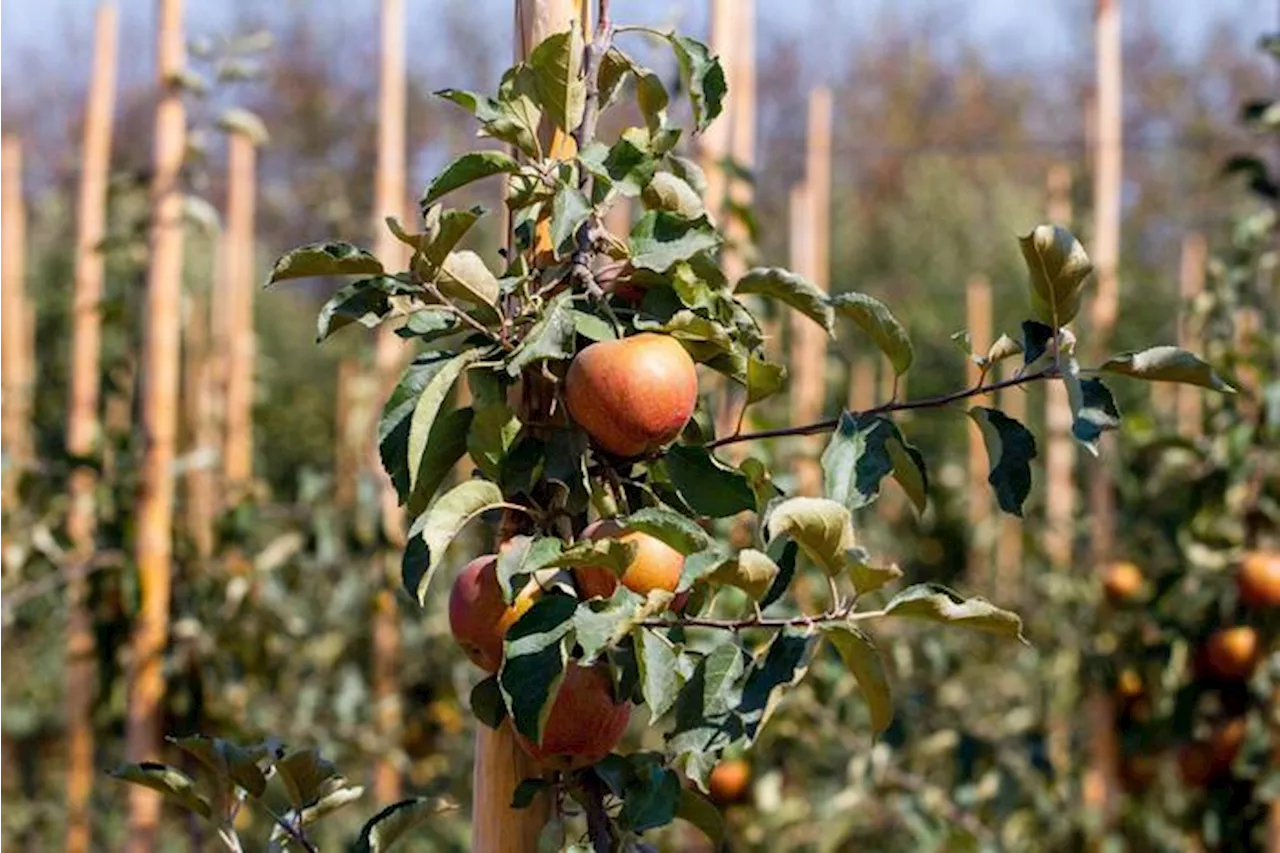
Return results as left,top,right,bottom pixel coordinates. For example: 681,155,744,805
788,183,821,495
997,360,1025,599
1174,233,1206,436
126,0,186,848
806,88,831,303
1,135,32,510
468,5,580,850
1043,165,1075,573
182,274,216,557
965,274,993,584
699,0,735,225
1083,0,1123,828
369,0,409,807
848,358,875,413
64,7,118,851
222,131,258,494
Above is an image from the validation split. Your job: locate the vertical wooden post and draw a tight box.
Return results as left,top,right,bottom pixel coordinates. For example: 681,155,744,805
469,5,579,850
965,274,993,583
806,89,831,305
369,0,409,807
63,7,118,852
1083,0,1123,828
847,359,876,413
182,277,216,557
1175,233,1206,436
699,0,735,224
222,131,258,494
1,135,32,510
997,360,1025,599
126,1,186,849
1043,165,1075,573
788,183,821,495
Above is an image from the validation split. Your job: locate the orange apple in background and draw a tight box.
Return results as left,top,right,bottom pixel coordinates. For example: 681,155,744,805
1238,550,1280,609
573,519,684,600
1102,560,1143,604
448,555,536,673
1177,718,1246,787
563,332,698,457
1199,626,1261,682
513,663,632,771
708,759,752,806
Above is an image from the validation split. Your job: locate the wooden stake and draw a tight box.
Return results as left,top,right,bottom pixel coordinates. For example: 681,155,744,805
1043,164,1075,574
997,359,1025,599
1,135,32,510
965,274,993,584
126,0,186,848
848,358,876,413
467,5,580,850
222,131,258,493
64,7,118,851
806,89,831,300
699,0,735,223
1174,233,1206,436
1084,0,1123,829
368,0,409,807
182,279,216,558
788,183,822,495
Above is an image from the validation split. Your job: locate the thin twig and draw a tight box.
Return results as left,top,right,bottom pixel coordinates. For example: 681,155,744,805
578,772,616,853
706,367,1056,451
642,608,887,633
421,280,509,348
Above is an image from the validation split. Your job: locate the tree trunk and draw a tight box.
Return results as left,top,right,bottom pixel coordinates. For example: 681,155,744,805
125,1,186,848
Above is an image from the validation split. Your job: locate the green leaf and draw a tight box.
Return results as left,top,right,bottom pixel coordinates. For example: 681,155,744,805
511,779,551,809
505,291,575,376
266,241,383,285
1017,224,1093,328
738,628,820,741
759,538,799,610
619,764,682,833
666,155,708,198
272,748,343,809
421,151,519,207
496,536,563,601
597,48,633,110
821,412,922,512
409,407,474,515
707,548,780,600
580,129,661,197
883,583,1026,641
1096,346,1235,393
629,211,722,272
845,545,903,596
986,333,1024,367
395,307,459,344
830,292,914,375
636,628,684,722
663,445,757,518
380,353,476,509
623,506,713,555
546,538,638,575
527,28,585,134
745,354,787,404
354,797,453,853
407,349,484,492
401,479,505,604
1066,374,1121,456
439,250,501,314
467,402,520,482
569,309,617,341
642,172,704,218
315,276,412,341
676,788,726,845
419,204,486,266
967,407,1037,517
470,675,507,730
1020,319,1055,368
500,594,576,742
168,736,268,800
821,624,893,737
634,66,671,134
550,185,592,257
735,267,834,334
764,497,856,577
702,643,746,718
666,33,727,132
436,87,540,158
110,764,212,820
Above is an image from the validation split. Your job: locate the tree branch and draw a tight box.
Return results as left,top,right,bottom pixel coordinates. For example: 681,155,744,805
643,607,886,633
705,367,1057,451
578,771,615,853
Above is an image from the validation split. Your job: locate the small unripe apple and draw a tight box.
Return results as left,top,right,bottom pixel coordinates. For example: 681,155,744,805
1238,550,1280,609
448,555,536,673
563,333,698,457
513,663,632,771
573,519,684,600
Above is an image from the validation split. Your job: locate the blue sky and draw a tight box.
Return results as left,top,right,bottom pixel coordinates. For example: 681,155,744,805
2,0,1271,80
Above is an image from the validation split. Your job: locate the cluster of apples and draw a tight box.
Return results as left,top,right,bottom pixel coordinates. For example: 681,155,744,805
1105,550,1280,788
449,333,699,768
